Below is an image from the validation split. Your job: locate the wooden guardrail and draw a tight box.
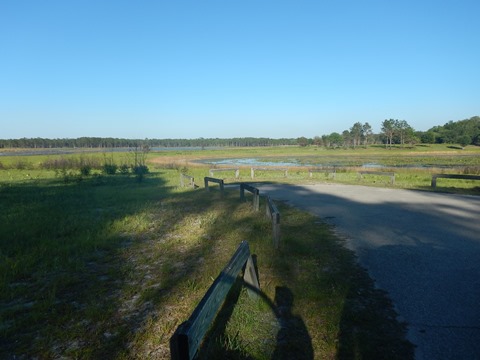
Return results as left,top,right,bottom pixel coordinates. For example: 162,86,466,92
240,183,260,211
209,168,240,179
204,177,224,194
170,241,260,360
358,171,395,185
250,167,288,179
309,167,336,179
180,174,195,188
431,174,480,188
265,196,281,249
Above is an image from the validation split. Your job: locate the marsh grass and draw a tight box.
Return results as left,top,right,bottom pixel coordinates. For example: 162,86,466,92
1,164,414,359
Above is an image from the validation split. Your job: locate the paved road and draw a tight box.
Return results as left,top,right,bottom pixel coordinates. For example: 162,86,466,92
257,183,480,360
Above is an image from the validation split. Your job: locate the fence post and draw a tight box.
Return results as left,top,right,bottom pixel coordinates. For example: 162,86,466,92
251,168,255,179
273,212,280,250
243,255,260,299
253,189,259,211
204,177,224,195
265,196,281,249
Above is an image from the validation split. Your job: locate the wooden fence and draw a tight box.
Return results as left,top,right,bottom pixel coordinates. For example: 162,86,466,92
309,167,336,179
358,171,395,185
204,177,224,194
251,167,288,179
431,173,480,188
180,174,195,188
239,183,260,211
209,168,240,179
265,196,281,249
170,241,260,360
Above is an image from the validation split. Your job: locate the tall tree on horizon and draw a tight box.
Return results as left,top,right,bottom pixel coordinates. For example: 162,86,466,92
381,119,396,148
362,122,373,148
350,122,363,148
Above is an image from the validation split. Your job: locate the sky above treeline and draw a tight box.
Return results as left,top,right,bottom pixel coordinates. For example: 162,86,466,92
1,0,479,139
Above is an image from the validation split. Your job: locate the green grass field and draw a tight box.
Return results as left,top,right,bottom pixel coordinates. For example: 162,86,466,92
1,144,478,358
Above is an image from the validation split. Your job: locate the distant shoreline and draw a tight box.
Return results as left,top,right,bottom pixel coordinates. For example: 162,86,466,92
0,147,220,157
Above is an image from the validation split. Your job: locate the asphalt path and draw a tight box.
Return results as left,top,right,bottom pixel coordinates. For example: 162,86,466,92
256,183,480,360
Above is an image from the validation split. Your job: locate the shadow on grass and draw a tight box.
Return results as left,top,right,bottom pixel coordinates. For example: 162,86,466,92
0,172,217,358
197,279,313,360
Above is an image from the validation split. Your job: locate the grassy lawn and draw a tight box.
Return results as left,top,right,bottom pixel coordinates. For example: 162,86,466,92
1,158,414,359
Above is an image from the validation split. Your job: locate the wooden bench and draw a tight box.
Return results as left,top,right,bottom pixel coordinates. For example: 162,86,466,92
358,171,395,185
431,174,480,188
170,241,260,360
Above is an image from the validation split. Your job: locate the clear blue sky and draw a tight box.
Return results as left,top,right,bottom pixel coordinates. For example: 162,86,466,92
1,0,479,139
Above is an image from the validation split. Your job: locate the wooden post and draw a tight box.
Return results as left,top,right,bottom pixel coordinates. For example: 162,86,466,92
243,255,260,299
240,183,259,211
266,196,281,249
253,190,259,211
272,212,280,250
251,167,255,179
204,177,224,195
181,174,195,188
431,175,437,188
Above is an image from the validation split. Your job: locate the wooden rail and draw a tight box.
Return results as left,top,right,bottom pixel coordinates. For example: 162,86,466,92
265,196,281,249
309,167,336,179
209,168,240,179
431,174,480,188
180,173,195,188
358,171,395,185
170,241,260,360
204,177,224,194
240,183,260,211
251,167,288,179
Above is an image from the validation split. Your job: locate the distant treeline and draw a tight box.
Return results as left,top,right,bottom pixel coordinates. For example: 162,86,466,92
1,116,478,149
425,116,480,146
0,137,296,149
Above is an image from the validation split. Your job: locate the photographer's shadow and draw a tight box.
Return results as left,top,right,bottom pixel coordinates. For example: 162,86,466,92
272,286,313,360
